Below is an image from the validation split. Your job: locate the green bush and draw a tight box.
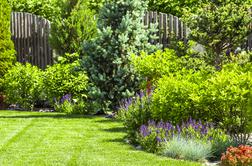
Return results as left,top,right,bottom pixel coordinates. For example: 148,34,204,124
0,0,16,91
3,63,43,110
131,49,214,84
50,0,97,55
151,62,252,143
43,54,89,109
82,0,159,112
55,99,88,115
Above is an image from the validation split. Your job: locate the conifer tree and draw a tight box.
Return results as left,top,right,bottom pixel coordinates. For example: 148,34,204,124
82,0,159,112
0,0,16,90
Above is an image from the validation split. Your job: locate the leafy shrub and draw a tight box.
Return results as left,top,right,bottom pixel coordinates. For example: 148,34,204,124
221,145,252,166
118,91,152,144
3,63,43,110
151,62,252,142
50,0,97,55
131,49,214,84
0,0,16,91
163,137,212,161
43,54,89,107
82,0,159,112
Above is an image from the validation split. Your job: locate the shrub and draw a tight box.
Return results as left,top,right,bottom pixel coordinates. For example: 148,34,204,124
3,63,43,110
151,62,252,142
118,91,152,144
163,137,212,161
82,0,159,112
0,0,16,91
131,49,214,84
43,54,89,107
50,0,97,55
221,145,252,166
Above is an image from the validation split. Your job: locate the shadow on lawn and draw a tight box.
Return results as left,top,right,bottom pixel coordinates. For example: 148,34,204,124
0,114,97,119
102,126,126,133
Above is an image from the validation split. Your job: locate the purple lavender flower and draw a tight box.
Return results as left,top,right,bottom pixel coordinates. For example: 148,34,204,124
156,136,162,143
60,94,72,103
140,125,149,137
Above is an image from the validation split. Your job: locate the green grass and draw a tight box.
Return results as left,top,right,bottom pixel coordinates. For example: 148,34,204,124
0,111,201,166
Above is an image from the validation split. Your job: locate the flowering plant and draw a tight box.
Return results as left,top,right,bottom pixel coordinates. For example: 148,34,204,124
221,145,252,166
138,118,230,154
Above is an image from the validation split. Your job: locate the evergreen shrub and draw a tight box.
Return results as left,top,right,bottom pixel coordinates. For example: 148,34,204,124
82,0,159,112
0,0,16,91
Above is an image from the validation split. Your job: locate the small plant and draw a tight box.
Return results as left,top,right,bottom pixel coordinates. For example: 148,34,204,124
55,94,88,114
163,137,212,161
118,91,152,144
221,145,252,166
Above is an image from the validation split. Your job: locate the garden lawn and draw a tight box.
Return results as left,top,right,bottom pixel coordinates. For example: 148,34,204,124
0,111,201,166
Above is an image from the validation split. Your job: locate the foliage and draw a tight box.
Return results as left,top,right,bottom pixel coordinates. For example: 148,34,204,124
43,53,89,106
0,0,16,91
183,0,252,68
118,91,152,144
82,0,159,112
131,49,214,84
3,63,43,110
50,0,97,56
148,0,201,17
221,145,252,166
9,0,60,21
163,137,212,161
138,118,231,155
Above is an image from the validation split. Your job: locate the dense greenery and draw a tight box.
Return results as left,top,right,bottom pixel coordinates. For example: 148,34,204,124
43,54,89,113
82,0,159,112
9,0,60,21
50,0,97,55
148,0,201,17
183,0,252,68
0,0,16,91
3,63,43,110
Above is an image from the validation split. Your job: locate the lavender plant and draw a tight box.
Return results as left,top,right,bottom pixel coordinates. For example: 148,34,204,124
118,91,152,144
138,118,232,156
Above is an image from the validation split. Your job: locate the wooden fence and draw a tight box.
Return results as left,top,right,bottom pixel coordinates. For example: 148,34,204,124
10,11,251,69
143,11,188,48
11,12,53,69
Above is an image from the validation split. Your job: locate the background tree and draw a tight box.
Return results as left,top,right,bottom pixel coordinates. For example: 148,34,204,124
148,0,202,17
0,0,16,91
82,0,159,112
50,0,97,57
183,0,252,68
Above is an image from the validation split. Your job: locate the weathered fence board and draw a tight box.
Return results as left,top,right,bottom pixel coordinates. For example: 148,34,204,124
11,12,52,69
143,11,188,48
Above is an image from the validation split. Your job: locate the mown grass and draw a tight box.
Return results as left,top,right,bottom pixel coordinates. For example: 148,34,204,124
0,111,201,166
